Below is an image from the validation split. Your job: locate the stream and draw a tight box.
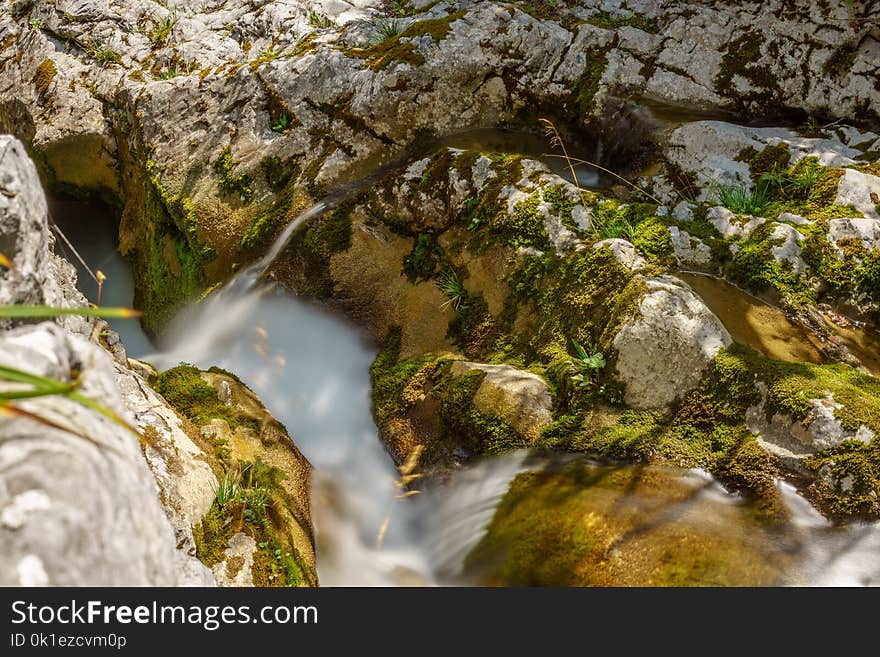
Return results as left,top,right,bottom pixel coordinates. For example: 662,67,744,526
49,178,880,586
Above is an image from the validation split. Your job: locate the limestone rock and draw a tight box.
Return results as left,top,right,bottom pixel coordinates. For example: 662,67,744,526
835,169,880,220
748,386,875,469
448,361,553,443
0,323,213,586
591,238,646,271
613,276,732,409
668,226,712,267
827,217,880,252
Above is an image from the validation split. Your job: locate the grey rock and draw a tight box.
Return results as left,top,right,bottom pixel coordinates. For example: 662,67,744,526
613,275,732,410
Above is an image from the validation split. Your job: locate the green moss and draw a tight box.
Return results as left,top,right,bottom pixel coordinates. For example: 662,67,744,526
32,59,56,97
806,440,880,520
345,12,467,71
500,191,552,250
727,221,807,306
433,365,526,455
241,189,293,251
151,363,261,432
261,156,299,192
403,233,441,282
585,10,659,33
738,143,791,182
543,184,578,232
369,327,436,427
572,48,609,123
632,217,674,265
213,146,255,203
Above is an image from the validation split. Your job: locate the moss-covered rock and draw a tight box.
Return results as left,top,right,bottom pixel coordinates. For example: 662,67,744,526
464,460,796,586
153,364,316,586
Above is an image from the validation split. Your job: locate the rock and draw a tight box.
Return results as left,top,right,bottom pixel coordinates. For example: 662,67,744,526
768,223,806,275
835,169,880,220
0,323,212,585
613,276,732,409
664,121,860,199
591,238,646,271
0,136,89,335
708,205,765,239
827,217,880,252
778,212,812,226
115,364,218,557
748,386,875,467
668,226,712,267
448,361,553,442
212,533,257,587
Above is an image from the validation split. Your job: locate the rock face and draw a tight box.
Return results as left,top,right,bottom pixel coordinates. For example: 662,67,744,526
748,385,875,468
613,276,732,409
1,1,877,326
0,322,212,586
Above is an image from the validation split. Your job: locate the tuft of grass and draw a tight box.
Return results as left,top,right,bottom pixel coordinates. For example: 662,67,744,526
308,12,333,28
86,40,122,67
360,17,409,45
149,14,177,49
436,268,467,312
715,181,770,215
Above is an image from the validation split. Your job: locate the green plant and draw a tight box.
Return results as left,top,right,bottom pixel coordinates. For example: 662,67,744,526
308,11,333,28
28,18,42,30
215,471,242,506
569,338,606,388
271,113,290,133
155,67,179,80
86,40,122,66
361,16,408,45
715,181,770,215
149,14,177,48
436,268,467,312
0,304,143,440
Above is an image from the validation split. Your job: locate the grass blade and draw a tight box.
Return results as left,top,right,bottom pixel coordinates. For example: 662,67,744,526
0,305,141,319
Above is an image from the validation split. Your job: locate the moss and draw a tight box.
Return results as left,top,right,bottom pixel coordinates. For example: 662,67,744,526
370,327,436,427
261,156,299,192
498,191,552,250
584,10,659,33
402,232,442,282
571,48,609,124
727,221,807,305
805,440,880,520
241,189,294,251
738,143,791,182
151,363,261,432
632,217,674,265
714,32,781,111
822,42,858,79
32,59,57,97
213,146,255,203
432,365,526,455
343,12,468,72
543,184,578,232
465,460,790,586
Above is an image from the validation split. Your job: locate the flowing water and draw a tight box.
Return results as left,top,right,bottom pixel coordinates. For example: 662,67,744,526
49,186,880,587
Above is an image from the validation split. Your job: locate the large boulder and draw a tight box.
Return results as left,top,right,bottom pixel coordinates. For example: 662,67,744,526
0,322,212,585
613,275,732,409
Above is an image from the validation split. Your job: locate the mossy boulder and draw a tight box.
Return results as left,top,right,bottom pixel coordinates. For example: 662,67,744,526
151,364,316,586
464,460,798,586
